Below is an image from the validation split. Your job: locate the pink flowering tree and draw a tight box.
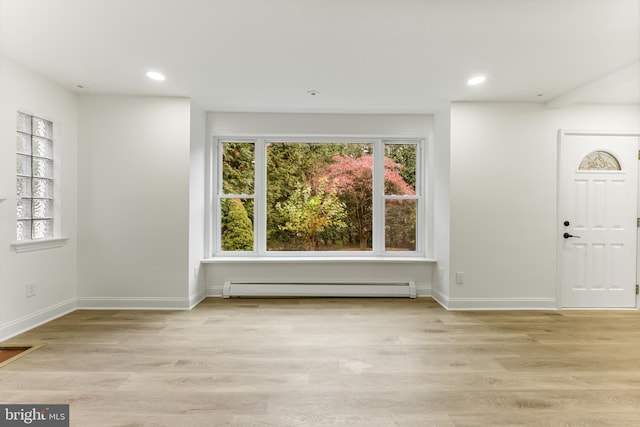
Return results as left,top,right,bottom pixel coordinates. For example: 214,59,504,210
320,155,414,248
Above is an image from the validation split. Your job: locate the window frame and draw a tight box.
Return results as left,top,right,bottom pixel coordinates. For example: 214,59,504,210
16,112,55,241
210,135,427,258
11,111,67,252
382,140,422,253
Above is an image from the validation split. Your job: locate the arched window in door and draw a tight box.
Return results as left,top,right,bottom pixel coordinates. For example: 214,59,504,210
578,151,621,171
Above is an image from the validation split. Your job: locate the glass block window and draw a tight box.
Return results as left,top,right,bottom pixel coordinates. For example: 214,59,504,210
16,112,54,240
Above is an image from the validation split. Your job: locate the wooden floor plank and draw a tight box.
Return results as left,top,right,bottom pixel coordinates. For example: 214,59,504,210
2,298,640,426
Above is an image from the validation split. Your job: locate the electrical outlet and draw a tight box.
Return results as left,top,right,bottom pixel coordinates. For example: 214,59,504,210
26,281,37,297
455,272,465,285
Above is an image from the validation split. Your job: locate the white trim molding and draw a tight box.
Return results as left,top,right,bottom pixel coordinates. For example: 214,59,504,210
561,130,640,137
211,136,429,258
203,256,435,264
0,296,210,341
11,237,69,253
0,298,76,342
430,288,449,309
189,292,207,309
415,284,432,297
207,284,225,297
76,296,192,310
444,297,558,311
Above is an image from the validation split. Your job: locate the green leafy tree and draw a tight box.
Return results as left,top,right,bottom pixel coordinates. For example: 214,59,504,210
266,143,368,249
275,178,347,250
222,198,254,251
222,142,254,195
385,144,416,190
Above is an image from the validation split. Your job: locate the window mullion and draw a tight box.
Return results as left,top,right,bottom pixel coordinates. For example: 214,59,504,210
372,139,384,255
418,142,425,255
255,139,266,255
212,138,221,254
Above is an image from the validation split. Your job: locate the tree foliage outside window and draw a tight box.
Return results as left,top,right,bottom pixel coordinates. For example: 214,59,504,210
216,139,421,254
220,142,255,251
275,177,346,251
266,142,366,250
221,198,254,251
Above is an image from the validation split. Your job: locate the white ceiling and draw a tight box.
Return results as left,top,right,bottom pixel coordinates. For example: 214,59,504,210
1,0,638,113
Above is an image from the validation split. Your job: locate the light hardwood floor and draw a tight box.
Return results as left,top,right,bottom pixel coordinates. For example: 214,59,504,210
2,298,640,426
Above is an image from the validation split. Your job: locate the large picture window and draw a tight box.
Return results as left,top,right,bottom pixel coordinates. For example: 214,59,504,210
213,137,424,256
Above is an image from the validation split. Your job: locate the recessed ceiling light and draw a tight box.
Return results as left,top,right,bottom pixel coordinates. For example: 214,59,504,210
146,71,166,81
467,75,486,86
307,90,320,96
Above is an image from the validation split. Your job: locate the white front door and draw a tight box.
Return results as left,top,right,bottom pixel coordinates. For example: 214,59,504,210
559,131,639,308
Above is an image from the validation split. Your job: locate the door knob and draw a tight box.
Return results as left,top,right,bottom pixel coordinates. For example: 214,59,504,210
563,221,570,226
563,232,581,239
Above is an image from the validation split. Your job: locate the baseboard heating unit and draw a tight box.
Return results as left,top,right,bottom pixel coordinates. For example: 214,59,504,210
222,281,417,298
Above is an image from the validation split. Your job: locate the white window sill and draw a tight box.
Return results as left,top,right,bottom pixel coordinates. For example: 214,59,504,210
11,237,70,253
203,256,436,264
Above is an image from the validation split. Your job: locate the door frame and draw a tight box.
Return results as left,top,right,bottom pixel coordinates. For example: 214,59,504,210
556,129,640,309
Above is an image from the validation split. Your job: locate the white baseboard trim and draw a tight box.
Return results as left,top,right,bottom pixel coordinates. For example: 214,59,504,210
430,288,449,308
76,297,191,310
207,285,224,297
1,296,208,341
446,297,558,310
416,285,432,297
189,291,207,309
0,298,76,342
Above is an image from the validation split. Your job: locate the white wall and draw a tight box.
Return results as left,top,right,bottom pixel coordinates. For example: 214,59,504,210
449,102,640,309
432,107,451,305
189,101,207,306
208,112,433,137
0,57,78,340
207,260,432,296
77,95,192,308
205,112,434,296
